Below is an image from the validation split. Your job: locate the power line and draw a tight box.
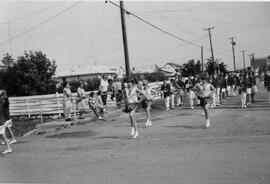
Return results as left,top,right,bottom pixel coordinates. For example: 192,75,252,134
133,4,270,14
95,12,120,62
142,14,270,28
107,1,202,48
86,2,107,65
0,1,82,47
0,1,66,26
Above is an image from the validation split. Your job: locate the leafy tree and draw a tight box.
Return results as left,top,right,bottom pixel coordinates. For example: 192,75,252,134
181,59,202,77
205,57,227,76
1,50,57,96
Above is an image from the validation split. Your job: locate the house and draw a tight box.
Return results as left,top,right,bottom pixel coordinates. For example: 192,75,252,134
54,65,121,83
160,62,182,76
251,56,270,70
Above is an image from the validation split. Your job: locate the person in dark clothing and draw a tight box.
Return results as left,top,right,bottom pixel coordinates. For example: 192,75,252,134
161,77,172,111
0,90,12,154
1,90,16,145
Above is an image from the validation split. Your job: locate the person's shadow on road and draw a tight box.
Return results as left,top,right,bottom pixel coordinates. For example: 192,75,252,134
165,125,206,129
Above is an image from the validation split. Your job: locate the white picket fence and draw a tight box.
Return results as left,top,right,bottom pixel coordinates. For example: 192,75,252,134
9,82,163,118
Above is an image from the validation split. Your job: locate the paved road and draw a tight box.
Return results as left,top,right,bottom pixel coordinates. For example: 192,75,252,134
0,85,270,184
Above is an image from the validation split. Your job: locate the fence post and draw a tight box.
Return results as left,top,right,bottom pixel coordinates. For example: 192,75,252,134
39,100,43,123
26,99,30,118
56,92,61,118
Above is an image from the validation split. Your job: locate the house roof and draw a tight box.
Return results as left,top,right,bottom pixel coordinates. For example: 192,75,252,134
55,65,117,78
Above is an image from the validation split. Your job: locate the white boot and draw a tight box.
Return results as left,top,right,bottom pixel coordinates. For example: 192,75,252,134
133,131,139,139
206,119,210,128
145,119,150,127
130,127,135,136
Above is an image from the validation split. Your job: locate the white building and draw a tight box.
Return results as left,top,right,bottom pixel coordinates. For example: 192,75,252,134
54,65,120,83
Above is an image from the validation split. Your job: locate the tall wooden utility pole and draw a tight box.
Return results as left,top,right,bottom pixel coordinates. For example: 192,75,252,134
201,46,204,73
120,1,130,77
249,53,255,68
229,37,236,71
241,50,246,69
204,27,215,63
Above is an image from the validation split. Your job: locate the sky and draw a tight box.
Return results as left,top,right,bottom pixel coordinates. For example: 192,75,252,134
0,1,269,74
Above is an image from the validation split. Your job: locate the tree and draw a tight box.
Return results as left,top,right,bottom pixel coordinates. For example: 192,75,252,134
0,53,15,70
181,59,202,77
1,50,57,96
205,57,227,76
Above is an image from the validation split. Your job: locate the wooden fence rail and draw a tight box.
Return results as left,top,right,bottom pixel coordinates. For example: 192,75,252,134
9,82,164,119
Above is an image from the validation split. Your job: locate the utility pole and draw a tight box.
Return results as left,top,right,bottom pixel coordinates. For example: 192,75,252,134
249,53,255,68
120,1,130,77
241,50,246,69
229,37,236,71
201,46,204,73
204,27,215,63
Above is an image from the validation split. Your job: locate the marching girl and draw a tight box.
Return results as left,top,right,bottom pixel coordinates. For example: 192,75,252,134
245,73,252,106
161,77,172,111
142,81,159,128
213,74,221,106
193,75,216,128
239,75,247,108
124,78,145,139
220,74,228,102
185,76,196,109
250,72,257,103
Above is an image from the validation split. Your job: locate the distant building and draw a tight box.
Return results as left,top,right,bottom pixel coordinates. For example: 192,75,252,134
251,56,270,70
54,65,121,83
160,62,182,76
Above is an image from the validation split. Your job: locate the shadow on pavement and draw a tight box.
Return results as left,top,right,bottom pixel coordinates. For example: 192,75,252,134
94,136,132,140
165,125,206,129
46,130,97,139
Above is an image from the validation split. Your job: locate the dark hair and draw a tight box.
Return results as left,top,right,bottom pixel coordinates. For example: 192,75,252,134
89,91,95,97
97,90,102,95
128,77,138,85
63,82,68,87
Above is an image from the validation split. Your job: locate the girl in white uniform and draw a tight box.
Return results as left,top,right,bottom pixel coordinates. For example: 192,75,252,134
193,75,216,128
142,81,159,128
124,78,145,139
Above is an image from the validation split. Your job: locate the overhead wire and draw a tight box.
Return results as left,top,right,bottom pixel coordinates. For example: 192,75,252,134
0,1,66,26
0,1,82,47
107,0,202,48
140,14,270,28
133,4,270,14
95,12,120,62
85,2,107,64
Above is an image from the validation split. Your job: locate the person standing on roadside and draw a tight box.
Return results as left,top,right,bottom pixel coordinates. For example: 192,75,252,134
0,90,12,154
63,82,72,121
99,74,109,110
1,90,16,145
76,81,87,119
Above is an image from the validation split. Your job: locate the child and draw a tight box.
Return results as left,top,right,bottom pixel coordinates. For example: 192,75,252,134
88,92,99,119
193,75,216,128
96,91,105,120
